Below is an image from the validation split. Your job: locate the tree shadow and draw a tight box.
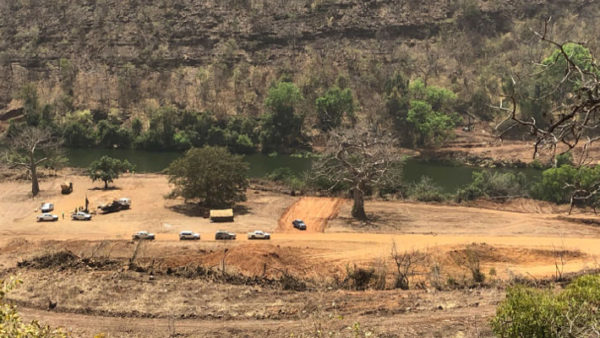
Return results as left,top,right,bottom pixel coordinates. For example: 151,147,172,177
167,203,252,218
88,186,122,191
233,204,251,216
167,203,209,218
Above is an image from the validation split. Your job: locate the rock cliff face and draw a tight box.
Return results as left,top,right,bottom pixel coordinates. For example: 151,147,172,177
0,0,591,117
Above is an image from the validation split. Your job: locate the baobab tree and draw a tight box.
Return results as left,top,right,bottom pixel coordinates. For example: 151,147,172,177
3,126,65,196
312,124,404,220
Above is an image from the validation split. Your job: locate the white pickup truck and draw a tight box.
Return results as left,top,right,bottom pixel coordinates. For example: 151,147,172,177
247,230,270,240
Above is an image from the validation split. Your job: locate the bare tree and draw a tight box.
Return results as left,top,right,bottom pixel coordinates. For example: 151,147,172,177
391,242,427,290
312,124,404,220
500,18,600,163
3,126,65,196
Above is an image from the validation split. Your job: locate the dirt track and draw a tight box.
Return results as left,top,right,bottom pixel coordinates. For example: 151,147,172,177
277,197,345,232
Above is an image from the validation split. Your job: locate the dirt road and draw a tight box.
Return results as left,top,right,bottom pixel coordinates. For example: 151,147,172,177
1,173,600,278
19,300,496,337
277,197,345,232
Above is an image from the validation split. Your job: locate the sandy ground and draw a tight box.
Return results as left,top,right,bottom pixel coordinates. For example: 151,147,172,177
2,172,600,336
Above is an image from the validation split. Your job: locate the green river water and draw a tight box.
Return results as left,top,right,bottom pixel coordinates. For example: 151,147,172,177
65,148,541,193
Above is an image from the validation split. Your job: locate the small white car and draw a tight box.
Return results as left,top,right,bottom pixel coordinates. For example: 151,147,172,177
132,231,155,240
41,203,54,213
37,213,58,222
247,230,270,240
179,231,200,240
71,211,92,221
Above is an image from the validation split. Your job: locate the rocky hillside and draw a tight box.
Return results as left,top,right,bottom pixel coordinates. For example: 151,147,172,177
0,0,596,121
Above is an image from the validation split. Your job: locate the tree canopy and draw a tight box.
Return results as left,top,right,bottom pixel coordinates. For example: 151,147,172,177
87,156,134,189
167,146,249,208
315,86,355,132
260,81,305,153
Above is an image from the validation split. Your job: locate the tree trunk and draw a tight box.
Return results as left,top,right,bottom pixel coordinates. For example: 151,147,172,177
351,186,367,220
30,158,40,196
104,180,109,189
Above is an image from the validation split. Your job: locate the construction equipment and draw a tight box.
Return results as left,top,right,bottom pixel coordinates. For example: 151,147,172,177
98,198,131,214
60,182,73,194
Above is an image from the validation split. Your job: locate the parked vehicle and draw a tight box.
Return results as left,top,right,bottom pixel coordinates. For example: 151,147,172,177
117,198,131,209
99,198,131,214
71,211,92,221
215,230,236,240
247,230,270,240
132,231,155,240
60,182,73,194
41,203,54,213
292,219,307,230
37,213,58,222
179,231,200,240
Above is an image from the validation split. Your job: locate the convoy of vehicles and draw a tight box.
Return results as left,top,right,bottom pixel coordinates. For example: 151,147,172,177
35,197,284,242
179,231,200,240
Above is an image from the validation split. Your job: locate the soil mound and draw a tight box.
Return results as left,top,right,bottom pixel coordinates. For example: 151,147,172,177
18,250,119,270
278,197,346,232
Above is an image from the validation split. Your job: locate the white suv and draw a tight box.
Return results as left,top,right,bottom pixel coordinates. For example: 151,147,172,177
179,231,200,240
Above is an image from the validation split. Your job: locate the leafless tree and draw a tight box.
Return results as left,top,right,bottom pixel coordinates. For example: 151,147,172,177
499,18,600,163
391,242,427,290
2,126,65,196
312,124,404,220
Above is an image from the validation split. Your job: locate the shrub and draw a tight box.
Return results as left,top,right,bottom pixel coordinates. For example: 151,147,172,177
531,164,600,204
0,277,66,337
408,176,446,202
491,275,600,337
456,170,527,202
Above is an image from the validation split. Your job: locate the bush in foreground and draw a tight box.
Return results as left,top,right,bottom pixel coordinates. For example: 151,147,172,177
491,274,600,337
0,277,66,337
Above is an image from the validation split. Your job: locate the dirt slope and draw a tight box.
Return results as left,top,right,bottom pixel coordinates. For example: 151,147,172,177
277,197,345,232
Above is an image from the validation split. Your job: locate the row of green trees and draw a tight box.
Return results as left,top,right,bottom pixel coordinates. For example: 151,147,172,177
12,73,462,155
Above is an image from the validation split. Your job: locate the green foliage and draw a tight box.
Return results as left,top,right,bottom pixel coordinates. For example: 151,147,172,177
260,81,305,153
532,164,600,204
491,275,600,337
19,83,41,126
315,86,355,131
407,100,457,147
87,156,135,189
0,277,67,337
96,120,132,148
408,176,446,202
456,170,527,202
515,44,597,128
386,78,458,148
130,118,143,137
555,152,573,167
267,167,307,191
167,146,249,208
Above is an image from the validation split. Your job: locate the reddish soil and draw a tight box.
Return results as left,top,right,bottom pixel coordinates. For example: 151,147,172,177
277,197,346,232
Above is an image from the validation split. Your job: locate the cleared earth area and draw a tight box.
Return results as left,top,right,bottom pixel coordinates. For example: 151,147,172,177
1,171,600,336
